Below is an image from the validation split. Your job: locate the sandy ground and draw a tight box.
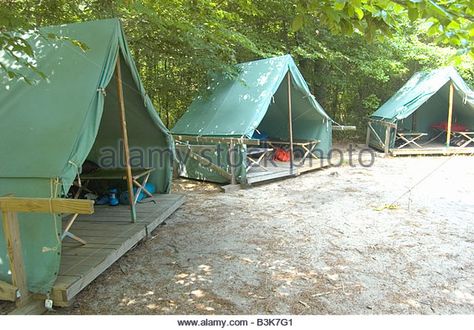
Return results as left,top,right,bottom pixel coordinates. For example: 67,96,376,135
1,148,474,314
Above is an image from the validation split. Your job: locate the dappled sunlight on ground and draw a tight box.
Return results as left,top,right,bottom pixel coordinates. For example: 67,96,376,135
2,154,473,315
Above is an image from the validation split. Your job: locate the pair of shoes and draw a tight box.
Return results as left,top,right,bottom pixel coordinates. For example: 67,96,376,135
95,195,109,205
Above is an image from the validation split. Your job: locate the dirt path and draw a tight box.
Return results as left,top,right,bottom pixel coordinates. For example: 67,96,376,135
2,153,474,314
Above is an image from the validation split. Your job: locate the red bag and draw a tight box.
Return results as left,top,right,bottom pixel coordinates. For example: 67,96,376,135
273,148,290,162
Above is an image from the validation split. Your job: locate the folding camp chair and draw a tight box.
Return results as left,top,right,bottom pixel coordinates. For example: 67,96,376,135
64,168,155,244
246,147,273,172
455,132,474,147
76,168,155,205
267,139,320,165
396,132,427,148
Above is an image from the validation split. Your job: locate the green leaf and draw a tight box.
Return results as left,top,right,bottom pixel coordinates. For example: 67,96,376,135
334,1,346,11
291,15,304,32
408,7,418,21
354,7,364,20
71,39,90,52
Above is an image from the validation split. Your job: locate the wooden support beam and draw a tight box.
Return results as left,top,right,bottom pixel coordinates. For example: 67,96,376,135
186,148,233,181
287,71,295,172
0,197,94,214
332,125,357,131
9,300,46,315
1,211,29,307
368,123,384,147
384,125,391,155
412,111,417,131
368,119,397,128
173,134,260,146
229,140,236,185
0,197,95,307
0,280,18,302
366,125,371,146
446,82,454,147
115,54,136,222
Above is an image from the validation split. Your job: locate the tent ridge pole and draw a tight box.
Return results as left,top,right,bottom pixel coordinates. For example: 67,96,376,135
287,71,294,172
115,54,136,222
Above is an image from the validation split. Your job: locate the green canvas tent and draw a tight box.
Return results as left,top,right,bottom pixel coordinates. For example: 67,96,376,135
0,19,174,295
172,55,333,184
368,67,474,155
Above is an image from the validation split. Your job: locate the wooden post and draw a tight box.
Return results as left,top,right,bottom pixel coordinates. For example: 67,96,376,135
0,280,18,302
384,125,391,155
366,122,371,146
0,197,93,307
287,71,295,172
412,111,417,132
446,82,454,147
1,211,28,307
115,55,136,222
229,141,236,185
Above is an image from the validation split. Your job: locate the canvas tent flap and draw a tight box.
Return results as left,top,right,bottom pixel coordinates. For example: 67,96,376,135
171,54,330,139
0,18,173,294
371,67,474,121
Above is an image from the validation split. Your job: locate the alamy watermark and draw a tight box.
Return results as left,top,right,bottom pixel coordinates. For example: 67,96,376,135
96,140,375,170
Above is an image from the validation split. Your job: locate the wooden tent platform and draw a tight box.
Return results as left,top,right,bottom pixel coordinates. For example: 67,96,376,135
389,144,474,156
49,194,185,307
246,158,330,185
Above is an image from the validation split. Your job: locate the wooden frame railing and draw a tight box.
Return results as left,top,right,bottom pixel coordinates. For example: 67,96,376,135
0,197,94,307
174,136,260,185
366,119,397,155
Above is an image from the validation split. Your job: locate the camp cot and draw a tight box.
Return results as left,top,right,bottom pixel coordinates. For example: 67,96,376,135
367,67,474,156
171,55,335,186
0,18,184,308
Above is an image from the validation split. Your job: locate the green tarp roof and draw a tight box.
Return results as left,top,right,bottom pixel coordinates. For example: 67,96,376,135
371,67,474,121
0,18,173,294
171,54,331,138
0,18,173,190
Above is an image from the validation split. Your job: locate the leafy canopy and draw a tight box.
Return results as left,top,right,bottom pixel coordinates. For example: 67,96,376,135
0,0,473,139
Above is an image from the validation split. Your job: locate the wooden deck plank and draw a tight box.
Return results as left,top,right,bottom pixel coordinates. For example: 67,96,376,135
62,234,140,245
60,257,108,270
8,300,47,315
58,227,146,303
61,242,124,249
61,248,117,257
62,229,144,238
245,158,330,184
246,169,294,184
390,147,474,156
51,194,184,307
60,259,113,276
69,215,155,224
64,222,143,230
296,158,331,174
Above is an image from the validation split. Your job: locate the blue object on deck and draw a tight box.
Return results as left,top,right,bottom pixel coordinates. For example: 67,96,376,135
95,195,109,205
119,183,156,205
109,188,119,206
